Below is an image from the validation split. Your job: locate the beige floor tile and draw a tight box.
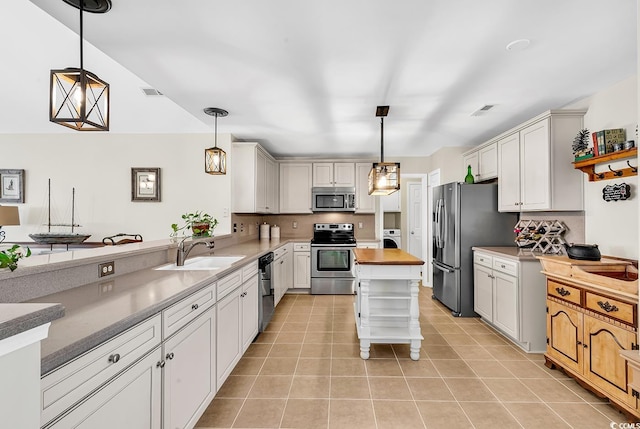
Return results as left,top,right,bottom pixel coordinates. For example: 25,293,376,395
289,375,330,398
482,378,541,402
434,323,466,334
472,333,511,346
231,357,265,375
308,322,333,332
268,343,302,358
365,358,403,376
331,331,358,343
286,313,311,323
405,377,455,401
520,378,586,402
259,357,298,375
300,343,332,358
331,343,361,358
459,402,521,429
372,400,425,429
248,375,293,398
548,403,618,428
421,333,449,345
216,375,256,398
232,398,287,428
503,402,570,429
592,403,631,423
330,376,371,399
398,358,440,377
295,358,331,376
254,332,278,344
196,398,243,428
304,331,333,343
460,323,494,335
431,359,476,378
500,359,554,379
451,345,494,360
369,377,413,400
369,344,396,358
466,360,513,378
243,343,273,358
441,333,478,346
445,378,497,401
281,322,308,332
423,345,460,359
416,400,472,428
558,379,610,404
281,399,329,429
275,331,306,344
484,344,528,360
331,358,366,377
264,321,284,332
329,399,376,429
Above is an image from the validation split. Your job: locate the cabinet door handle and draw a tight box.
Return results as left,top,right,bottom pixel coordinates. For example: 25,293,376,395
166,352,175,360
156,360,165,368
555,287,570,297
576,341,582,345
191,303,199,310
597,301,619,313
108,353,121,364
500,264,506,269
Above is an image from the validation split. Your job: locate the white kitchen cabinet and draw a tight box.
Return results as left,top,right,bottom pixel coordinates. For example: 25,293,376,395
497,110,585,212
232,142,279,214
313,162,355,187
47,347,162,429
381,189,401,212
472,249,547,352
462,141,497,182
280,163,313,213
163,306,216,429
273,244,292,305
293,242,310,289
216,285,241,387
355,162,376,213
356,241,379,249
241,272,259,352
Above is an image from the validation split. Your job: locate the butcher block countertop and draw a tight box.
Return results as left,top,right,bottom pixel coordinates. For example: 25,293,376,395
353,248,424,265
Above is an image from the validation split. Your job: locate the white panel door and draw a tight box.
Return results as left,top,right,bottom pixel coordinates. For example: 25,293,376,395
312,163,334,186
280,163,313,213
355,162,376,213
497,133,521,212
293,252,310,289
333,163,355,187
407,182,422,258
478,142,498,180
462,152,479,182
493,272,519,340
473,263,493,321
255,149,267,212
216,288,241,387
520,119,551,211
241,275,259,352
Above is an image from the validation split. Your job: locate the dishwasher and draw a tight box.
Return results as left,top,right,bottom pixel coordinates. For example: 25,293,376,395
258,252,274,332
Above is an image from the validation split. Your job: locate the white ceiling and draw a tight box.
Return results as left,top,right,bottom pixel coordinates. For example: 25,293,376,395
22,0,639,157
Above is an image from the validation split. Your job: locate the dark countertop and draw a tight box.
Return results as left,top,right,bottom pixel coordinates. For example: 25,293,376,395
28,238,291,375
0,303,64,341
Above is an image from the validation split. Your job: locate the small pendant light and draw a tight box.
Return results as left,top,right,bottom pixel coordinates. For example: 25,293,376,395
368,105,400,195
49,0,111,131
204,107,229,175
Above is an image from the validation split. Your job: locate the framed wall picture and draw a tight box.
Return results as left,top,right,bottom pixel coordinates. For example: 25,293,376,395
131,168,161,202
0,169,25,203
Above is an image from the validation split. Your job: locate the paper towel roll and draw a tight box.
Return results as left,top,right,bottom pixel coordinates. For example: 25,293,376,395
260,222,270,240
270,225,280,239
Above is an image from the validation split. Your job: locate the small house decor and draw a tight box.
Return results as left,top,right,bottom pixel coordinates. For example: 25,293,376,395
171,211,218,238
572,128,593,161
602,183,631,202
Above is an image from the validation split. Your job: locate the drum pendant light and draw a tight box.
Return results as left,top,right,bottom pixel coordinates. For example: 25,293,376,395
204,107,229,175
368,106,400,195
49,0,111,131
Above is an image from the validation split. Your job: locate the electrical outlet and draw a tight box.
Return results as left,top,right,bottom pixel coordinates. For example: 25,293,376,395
99,261,115,278
293,221,298,229
358,222,364,229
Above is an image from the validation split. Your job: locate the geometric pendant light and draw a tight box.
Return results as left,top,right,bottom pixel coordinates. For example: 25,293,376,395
204,107,229,175
49,0,111,131
368,105,401,195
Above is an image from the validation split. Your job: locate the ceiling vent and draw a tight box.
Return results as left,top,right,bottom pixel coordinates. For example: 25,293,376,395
471,104,495,117
141,88,163,96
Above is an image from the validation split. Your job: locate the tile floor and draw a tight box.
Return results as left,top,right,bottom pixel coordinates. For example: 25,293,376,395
196,288,632,428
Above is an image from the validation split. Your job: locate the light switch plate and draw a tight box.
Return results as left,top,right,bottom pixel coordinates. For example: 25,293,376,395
99,261,115,277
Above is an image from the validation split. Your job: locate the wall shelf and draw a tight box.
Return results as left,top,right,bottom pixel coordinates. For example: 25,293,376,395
573,147,637,181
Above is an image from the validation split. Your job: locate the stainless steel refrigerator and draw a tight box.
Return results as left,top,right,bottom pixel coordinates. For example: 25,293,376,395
432,182,517,316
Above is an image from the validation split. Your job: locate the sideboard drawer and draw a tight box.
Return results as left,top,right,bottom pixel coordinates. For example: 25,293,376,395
218,268,243,299
473,252,492,268
493,257,518,276
163,282,216,338
547,280,582,305
585,292,635,325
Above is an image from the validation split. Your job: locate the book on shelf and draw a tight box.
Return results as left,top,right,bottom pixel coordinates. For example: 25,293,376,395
591,132,599,156
604,128,626,153
596,130,605,155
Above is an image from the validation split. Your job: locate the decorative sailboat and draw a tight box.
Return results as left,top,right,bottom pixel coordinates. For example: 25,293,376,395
29,179,91,247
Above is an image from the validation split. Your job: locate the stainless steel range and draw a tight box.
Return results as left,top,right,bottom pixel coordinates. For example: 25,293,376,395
310,223,356,295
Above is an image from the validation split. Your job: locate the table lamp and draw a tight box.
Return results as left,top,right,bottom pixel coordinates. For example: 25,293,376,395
0,206,20,244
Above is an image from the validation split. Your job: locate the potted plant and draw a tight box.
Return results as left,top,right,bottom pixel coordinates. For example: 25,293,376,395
171,211,218,238
572,128,593,160
0,244,31,271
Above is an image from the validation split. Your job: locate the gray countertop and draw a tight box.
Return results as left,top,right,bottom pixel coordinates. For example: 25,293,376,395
0,303,65,341
28,238,292,375
471,246,546,262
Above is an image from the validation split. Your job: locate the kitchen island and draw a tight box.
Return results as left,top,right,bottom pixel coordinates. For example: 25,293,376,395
353,248,424,360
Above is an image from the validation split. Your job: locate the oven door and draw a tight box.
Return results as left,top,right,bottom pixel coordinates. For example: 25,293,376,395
311,245,355,278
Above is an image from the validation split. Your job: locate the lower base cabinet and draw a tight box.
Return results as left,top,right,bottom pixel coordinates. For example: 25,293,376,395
47,347,162,429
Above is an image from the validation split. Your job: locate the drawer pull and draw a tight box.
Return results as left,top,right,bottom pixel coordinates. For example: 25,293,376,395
191,303,199,310
555,287,570,297
108,353,121,364
156,360,165,368
166,352,175,360
500,264,506,269
597,301,619,313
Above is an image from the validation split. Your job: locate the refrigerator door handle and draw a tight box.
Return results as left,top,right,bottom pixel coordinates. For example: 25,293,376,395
432,261,454,273
441,199,448,246
436,199,444,248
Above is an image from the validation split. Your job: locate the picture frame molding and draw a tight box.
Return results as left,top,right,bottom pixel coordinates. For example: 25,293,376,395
131,167,161,202
0,169,25,203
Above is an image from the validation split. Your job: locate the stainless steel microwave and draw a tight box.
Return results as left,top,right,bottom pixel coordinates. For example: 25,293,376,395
311,187,356,212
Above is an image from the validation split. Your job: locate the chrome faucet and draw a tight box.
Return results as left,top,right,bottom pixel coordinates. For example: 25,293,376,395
176,236,215,266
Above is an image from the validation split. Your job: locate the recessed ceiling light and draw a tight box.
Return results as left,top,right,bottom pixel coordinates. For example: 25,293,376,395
505,39,531,52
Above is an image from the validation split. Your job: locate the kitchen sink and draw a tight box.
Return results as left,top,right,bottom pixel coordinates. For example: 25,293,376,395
154,255,245,271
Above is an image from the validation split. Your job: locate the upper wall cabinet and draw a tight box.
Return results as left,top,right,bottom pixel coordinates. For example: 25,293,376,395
497,110,586,212
355,162,376,213
312,163,355,187
232,142,279,214
280,163,313,214
462,142,498,182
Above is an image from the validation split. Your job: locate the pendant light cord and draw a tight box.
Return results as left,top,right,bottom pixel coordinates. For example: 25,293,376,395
380,117,384,163
79,0,84,71
214,114,218,148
